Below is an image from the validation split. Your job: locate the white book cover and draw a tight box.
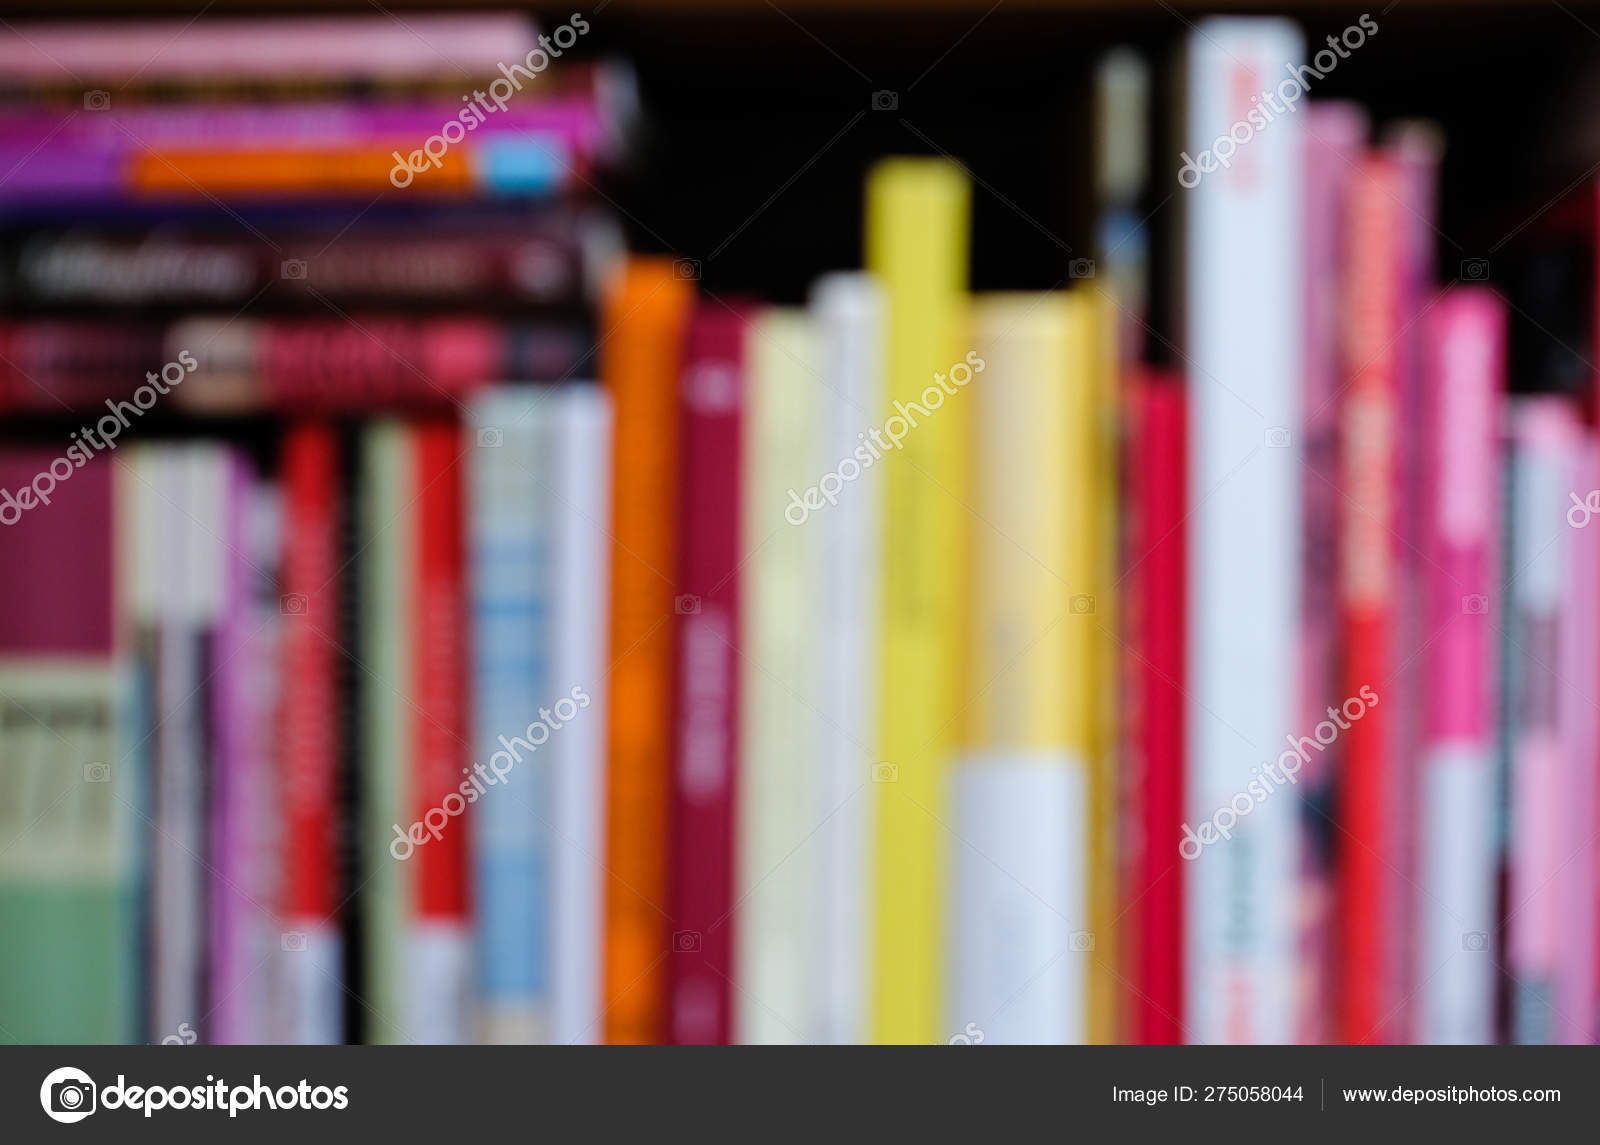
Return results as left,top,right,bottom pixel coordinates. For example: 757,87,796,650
737,310,821,1044
549,385,613,1045
808,274,881,1045
1182,17,1304,1044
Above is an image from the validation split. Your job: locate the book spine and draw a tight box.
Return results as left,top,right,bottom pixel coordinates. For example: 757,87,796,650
736,309,819,1044
550,386,613,1046
1505,398,1581,1043
408,420,472,1044
809,272,882,1045
1557,437,1600,1043
7,221,603,309
1125,370,1186,1044
599,259,693,1044
1182,18,1303,1045
1337,152,1404,1044
1383,123,1443,1046
1416,290,1503,1044
667,308,746,1045
1296,100,1366,1046
278,424,344,1044
865,158,971,1045
468,389,556,1043
0,448,131,1043
208,450,255,1045
950,293,1089,1045
359,422,410,1042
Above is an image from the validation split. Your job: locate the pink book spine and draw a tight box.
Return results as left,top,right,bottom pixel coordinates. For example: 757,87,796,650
1384,123,1443,1047
1508,397,1582,1043
0,14,538,81
1416,289,1502,1044
1557,437,1599,1042
1295,103,1364,1045
0,100,604,151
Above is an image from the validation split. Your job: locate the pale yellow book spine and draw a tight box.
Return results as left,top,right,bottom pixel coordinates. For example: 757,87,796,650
966,295,1076,746
865,157,971,1044
737,309,820,1044
1086,287,1120,1043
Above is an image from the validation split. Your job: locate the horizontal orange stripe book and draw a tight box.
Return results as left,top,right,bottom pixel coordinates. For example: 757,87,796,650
129,148,473,194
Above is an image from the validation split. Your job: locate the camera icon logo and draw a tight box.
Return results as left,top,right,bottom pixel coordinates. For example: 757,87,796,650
1069,593,1096,615
1070,930,1096,951
280,593,308,615
1265,425,1292,448
1068,258,1096,279
83,762,111,783
675,594,701,615
673,930,702,952
40,1067,97,1123
281,931,307,952
1461,594,1489,615
672,258,701,281
871,90,899,111
1462,931,1489,952
1460,258,1490,281
872,762,898,783
281,259,308,280
83,90,111,111
477,426,504,448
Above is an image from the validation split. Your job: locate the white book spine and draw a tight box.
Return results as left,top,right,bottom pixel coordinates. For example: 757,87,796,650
809,274,881,1045
1183,17,1304,1045
737,311,821,1044
550,385,613,1045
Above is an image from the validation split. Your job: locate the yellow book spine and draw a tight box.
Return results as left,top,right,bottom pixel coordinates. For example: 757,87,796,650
1085,287,1120,1043
865,157,971,1044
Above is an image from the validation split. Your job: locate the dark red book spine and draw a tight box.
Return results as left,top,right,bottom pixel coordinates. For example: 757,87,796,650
411,420,469,922
280,424,340,925
666,305,747,1045
1124,370,1186,1044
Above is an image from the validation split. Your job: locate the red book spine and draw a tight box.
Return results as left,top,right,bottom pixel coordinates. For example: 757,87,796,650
667,306,747,1044
1337,154,1404,1044
411,420,469,922
1124,370,1186,1044
280,424,340,924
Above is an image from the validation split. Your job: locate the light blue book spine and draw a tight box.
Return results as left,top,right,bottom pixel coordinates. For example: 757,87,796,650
469,389,556,1042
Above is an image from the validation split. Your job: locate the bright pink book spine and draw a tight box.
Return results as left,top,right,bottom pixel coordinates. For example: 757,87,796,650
1297,101,1365,1045
1125,370,1186,1044
1415,289,1503,1044
666,306,747,1044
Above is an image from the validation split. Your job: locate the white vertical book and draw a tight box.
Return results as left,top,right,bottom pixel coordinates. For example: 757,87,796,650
808,274,881,1045
549,385,614,1046
1182,17,1304,1045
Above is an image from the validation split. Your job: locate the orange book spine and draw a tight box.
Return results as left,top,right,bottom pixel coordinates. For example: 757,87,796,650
600,258,694,1043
